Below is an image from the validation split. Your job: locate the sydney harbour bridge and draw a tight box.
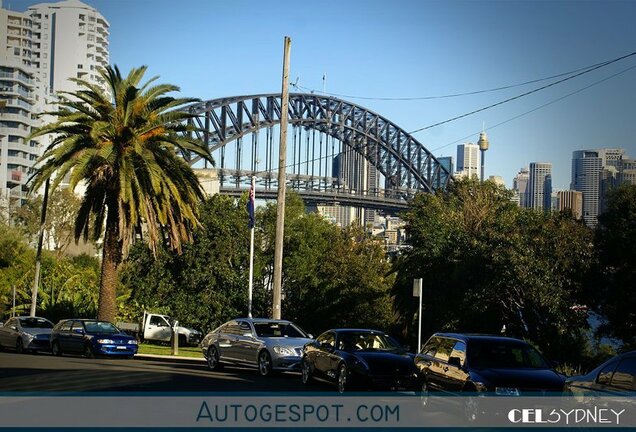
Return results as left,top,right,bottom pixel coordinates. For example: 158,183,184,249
182,93,452,217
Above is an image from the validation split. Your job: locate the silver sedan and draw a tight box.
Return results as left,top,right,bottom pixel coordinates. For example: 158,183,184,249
201,318,313,376
0,316,54,353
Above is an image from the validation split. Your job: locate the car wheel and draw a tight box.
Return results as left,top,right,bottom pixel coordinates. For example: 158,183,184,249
258,350,273,377
15,338,24,354
207,346,222,371
83,343,94,359
420,380,430,408
337,363,348,393
51,341,62,357
301,358,313,384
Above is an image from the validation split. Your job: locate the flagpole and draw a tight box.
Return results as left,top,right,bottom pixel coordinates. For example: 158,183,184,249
248,176,255,318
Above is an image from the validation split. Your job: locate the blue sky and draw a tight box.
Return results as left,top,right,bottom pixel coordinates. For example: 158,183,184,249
9,0,636,189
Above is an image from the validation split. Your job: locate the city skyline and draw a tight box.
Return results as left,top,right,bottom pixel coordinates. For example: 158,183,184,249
5,0,636,190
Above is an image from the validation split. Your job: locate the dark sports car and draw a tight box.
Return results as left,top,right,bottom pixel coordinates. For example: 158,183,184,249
301,328,420,393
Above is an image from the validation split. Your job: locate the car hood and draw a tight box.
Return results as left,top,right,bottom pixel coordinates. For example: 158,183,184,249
263,337,312,348
176,326,199,334
355,351,416,375
22,328,52,336
472,367,564,391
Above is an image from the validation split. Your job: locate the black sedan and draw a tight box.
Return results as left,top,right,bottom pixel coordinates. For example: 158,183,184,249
301,329,420,393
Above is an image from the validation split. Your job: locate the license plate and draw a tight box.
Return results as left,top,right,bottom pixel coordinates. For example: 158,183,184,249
116,346,127,350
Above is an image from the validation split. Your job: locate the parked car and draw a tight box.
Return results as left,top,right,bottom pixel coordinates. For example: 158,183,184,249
0,316,54,353
301,328,420,393
415,333,565,396
201,318,312,376
117,312,201,346
50,319,138,358
564,351,636,395
415,333,565,422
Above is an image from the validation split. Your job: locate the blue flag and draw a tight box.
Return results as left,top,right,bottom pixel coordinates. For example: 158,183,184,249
247,181,255,229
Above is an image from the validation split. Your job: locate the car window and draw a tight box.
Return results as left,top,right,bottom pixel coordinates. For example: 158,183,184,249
609,357,636,391
224,322,241,335
238,321,253,335
150,316,167,326
71,321,85,332
317,332,335,347
421,337,440,356
467,339,550,369
450,341,467,366
84,321,119,334
59,321,73,332
19,317,53,329
433,338,455,362
253,322,307,338
597,359,619,385
337,331,401,352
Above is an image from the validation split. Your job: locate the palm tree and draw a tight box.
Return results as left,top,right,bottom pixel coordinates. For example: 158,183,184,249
29,65,213,322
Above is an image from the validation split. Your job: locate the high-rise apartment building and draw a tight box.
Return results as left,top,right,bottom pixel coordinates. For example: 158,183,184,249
571,148,625,227
0,2,40,203
27,0,110,95
456,142,479,179
527,162,552,212
558,190,583,220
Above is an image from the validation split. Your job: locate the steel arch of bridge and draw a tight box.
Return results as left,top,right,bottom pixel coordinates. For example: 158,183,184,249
184,93,452,208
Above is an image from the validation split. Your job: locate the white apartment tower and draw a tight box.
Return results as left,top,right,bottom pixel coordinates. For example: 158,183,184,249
0,2,39,203
456,142,480,179
27,0,110,96
527,162,552,212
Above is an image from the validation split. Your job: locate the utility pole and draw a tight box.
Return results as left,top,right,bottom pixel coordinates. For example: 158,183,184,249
31,178,50,317
272,36,291,319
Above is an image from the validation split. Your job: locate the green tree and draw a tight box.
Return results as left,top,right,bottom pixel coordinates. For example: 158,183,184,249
28,65,213,322
392,178,594,360
594,184,636,348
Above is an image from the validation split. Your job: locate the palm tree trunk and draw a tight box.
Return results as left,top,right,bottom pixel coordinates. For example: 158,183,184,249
98,205,121,322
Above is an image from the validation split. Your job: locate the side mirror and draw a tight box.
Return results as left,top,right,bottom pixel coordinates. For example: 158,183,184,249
448,356,462,369
307,334,313,339
243,332,253,337
10,325,18,331
73,328,85,335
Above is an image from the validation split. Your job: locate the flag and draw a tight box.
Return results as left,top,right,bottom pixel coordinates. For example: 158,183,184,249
247,178,255,229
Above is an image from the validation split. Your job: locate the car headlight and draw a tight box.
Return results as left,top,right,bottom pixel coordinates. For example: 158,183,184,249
273,346,296,356
97,339,115,344
495,387,520,396
127,340,138,345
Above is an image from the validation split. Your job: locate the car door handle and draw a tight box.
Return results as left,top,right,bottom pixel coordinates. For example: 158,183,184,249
443,366,449,372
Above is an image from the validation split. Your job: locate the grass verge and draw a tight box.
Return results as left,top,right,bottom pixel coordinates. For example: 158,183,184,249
138,342,204,359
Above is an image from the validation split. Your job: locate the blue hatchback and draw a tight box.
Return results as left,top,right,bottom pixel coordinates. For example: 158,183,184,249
50,319,138,358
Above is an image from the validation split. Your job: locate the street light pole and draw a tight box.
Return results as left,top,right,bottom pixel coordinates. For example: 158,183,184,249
31,178,50,317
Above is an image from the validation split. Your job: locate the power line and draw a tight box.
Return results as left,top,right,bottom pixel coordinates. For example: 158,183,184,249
291,56,616,101
409,50,636,134
431,63,636,153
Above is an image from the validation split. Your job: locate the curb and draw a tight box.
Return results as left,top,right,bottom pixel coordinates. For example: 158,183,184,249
135,353,206,365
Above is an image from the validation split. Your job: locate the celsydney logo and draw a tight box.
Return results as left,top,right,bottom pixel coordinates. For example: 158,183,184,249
508,408,626,425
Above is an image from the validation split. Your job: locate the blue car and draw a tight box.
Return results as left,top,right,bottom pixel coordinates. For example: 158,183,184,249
50,319,138,358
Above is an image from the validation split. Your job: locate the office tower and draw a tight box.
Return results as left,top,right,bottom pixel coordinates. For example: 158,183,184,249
456,142,479,179
527,162,552,212
512,167,529,207
619,158,636,185
558,190,583,220
571,148,624,227
27,0,110,96
437,156,454,176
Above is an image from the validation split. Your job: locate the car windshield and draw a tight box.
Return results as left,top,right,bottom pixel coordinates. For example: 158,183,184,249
19,318,53,329
253,322,307,338
83,321,119,334
338,331,402,352
468,340,550,369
